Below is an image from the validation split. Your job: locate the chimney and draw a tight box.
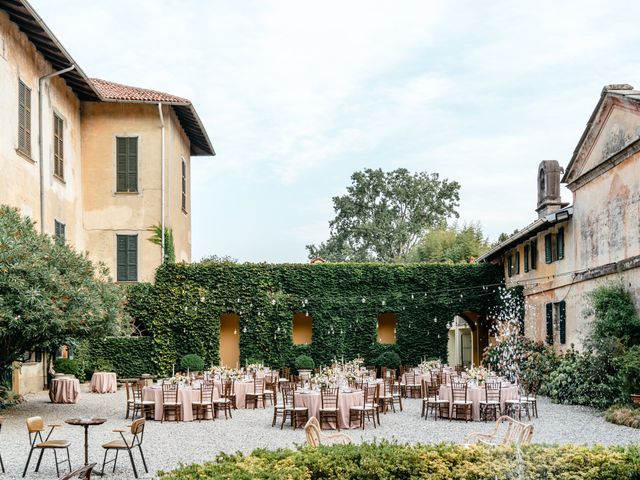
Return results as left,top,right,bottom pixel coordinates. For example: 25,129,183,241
536,160,568,218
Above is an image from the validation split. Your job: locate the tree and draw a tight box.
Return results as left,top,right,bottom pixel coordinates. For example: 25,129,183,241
405,222,490,263
307,168,460,262
0,206,124,378
148,224,175,263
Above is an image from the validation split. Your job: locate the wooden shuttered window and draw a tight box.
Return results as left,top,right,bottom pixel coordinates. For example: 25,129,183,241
181,159,187,212
18,80,31,155
507,255,513,277
116,137,138,192
558,300,566,344
54,220,65,245
54,114,64,178
524,244,530,272
515,251,520,274
530,240,537,269
544,234,553,263
545,303,554,344
557,227,565,260
116,234,138,282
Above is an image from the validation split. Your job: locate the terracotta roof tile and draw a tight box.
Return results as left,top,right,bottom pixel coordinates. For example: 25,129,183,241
90,78,191,104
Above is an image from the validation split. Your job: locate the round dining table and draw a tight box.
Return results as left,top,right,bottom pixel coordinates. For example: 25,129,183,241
214,379,255,409
295,389,364,429
49,377,80,404
438,382,518,421
90,372,117,393
142,385,219,421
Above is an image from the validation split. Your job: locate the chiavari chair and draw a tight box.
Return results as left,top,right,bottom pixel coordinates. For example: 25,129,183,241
161,384,182,422
319,386,340,430
450,382,472,422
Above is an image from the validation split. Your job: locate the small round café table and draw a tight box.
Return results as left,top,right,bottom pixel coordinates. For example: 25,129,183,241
65,418,106,465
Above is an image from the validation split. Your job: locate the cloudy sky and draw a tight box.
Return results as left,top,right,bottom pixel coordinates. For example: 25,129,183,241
32,0,640,262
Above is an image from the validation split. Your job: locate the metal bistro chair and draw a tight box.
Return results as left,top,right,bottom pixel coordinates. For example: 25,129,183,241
161,383,182,422
479,382,502,422
319,386,340,430
100,418,148,479
450,382,473,422
22,416,71,478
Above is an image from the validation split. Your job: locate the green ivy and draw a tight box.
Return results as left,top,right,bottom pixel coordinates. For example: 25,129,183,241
76,337,154,378
142,262,502,375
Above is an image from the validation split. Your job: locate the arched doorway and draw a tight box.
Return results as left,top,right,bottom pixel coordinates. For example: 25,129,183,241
219,313,240,368
446,311,492,367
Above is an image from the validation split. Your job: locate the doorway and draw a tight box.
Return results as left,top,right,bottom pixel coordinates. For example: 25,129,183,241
219,313,240,368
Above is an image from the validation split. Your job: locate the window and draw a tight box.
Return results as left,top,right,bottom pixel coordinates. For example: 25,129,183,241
116,137,138,192
557,228,565,260
544,234,553,263
377,312,397,344
507,255,513,277
557,301,566,344
544,230,565,263
53,114,64,179
515,251,520,274
545,303,553,344
18,80,31,155
524,244,530,272
116,234,138,281
292,312,312,345
54,220,65,245
181,159,187,212
530,240,537,269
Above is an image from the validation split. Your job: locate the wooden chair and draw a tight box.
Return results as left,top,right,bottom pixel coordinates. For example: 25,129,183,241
479,382,502,422
349,384,378,429
0,416,4,473
246,378,266,409
378,379,395,413
505,384,532,421
100,418,148,479
280,367,290,380
22,416,71,478
450,382,473,422
131,382,155,420
465,415,534,446
390,378,403,412
124,381,134,419
271,386,286,427
403,371,421,398
161,384,182,422
280,383,309,430
522,380,539,418
264,374,277,406
212,380,233,419
319,387,340,430
192,383,215,421
422,379,449,420
304,417,352,447
60,463,96,480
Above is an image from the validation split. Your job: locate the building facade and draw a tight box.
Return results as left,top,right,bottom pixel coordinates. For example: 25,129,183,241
0,0,214,392
479,85,640,352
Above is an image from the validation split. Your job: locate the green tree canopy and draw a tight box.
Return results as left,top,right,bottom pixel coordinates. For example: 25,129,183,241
0,206,124,375
307,168,460,262
405,222,490,264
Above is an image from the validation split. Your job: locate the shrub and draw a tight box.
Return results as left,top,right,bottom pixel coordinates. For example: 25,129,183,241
294,354,315,370
619,345,640,398
374,351,401,370
605,405,640,429
75,337,155,378
180,354,205,372
158,442,640,479
53,358,81,378
585,281,640,346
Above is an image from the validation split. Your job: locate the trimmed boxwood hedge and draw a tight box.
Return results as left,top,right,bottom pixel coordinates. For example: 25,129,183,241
157,442,640,479
77,336,154,378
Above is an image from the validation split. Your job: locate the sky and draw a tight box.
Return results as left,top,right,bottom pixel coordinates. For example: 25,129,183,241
31,0,640,263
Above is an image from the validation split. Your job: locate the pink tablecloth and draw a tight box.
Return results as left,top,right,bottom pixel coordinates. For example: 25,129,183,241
215,380,255,409
90,372,117,393
295,390,364,429
49,377,80,404
438,383,518,421
142,386,220,421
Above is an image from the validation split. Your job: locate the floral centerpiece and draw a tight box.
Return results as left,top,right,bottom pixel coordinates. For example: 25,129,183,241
466,366,490,384
167,373,190,385
419,359,441,372
246,362,264,373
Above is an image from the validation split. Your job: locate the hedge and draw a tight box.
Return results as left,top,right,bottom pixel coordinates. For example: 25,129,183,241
76,336,155,378
158,442,640,479
146,262,503,375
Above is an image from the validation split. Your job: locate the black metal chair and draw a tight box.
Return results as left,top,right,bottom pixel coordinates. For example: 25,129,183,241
100,418,148,479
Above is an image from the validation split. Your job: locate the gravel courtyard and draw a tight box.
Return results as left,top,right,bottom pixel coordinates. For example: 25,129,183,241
1,385,638,479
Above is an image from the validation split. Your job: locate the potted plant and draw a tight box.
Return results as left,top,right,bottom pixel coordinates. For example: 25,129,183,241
294,354,315,379
180,353,205,375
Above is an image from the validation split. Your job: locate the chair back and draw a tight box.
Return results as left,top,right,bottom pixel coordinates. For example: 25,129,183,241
427,381,439,398
499,416,534,445
363,383,378,405
485,381,502,402
201,383,215,403
320,387,339,409
451,382,467,402
253,378,265,394
132,382,144,402
281,383,294,407
405,371,416,385
304,417,322,447
26,416,44,434
162,383,179,403
280,367,290,379
130,418,145,446
222,379,234,398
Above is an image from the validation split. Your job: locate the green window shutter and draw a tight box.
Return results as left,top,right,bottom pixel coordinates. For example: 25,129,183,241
507,255,513,277
530,240,537,269
181,159,187,211
116,137,138,192
546,303,554,344
116,138,127,192
117,234,138,281
117,235,128,280
127,235,138,281
524,244,529,272
515,251,520,274
557,228,565,260
559,301,566,344
127,137,138,192
54,220,65,245
544,234,552,263
18,81,31,154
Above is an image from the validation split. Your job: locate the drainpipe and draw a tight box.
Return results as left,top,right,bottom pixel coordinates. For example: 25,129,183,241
38,65,76,233
158,103,165,262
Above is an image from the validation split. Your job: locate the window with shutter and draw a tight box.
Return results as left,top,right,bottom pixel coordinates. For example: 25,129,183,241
524,244,529,272
515,251,520,274
18,80,31,155
181,159,187,212
530,240,537,269
557,228,565,260
546,303,554,344
507,255,513,277
558,300,566,344
116,234,138,281
116,137,138,192
53,114,64,179
54,220,65,245
544,234,552,263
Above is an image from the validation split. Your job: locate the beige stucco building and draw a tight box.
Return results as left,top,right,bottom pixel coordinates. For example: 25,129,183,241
0,0,214,392
479,84,640,352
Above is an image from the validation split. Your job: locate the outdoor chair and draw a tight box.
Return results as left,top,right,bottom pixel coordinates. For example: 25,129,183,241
100,418,148,479
131,382,155,420
479,382,502,422
22,416,71,478
212,380,233,419
465,415,534,446
60,462,95,480
522,379,539,418
319,387,340,430
280,367,290,380
271,385,286,427
450,382,473,422
403,371,421,398
304,417,352,447
0,416,4,473
246,378,266,409
123,381,134,419
422,379,449,420
264,374,277,405
161,384,182,422
390,378,403,412
281,383,309,430
505,384,532,421
349,383,378,429
378,379,395,413
192,383,215,421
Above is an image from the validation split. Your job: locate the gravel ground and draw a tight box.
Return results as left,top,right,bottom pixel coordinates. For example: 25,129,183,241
0,384,638,479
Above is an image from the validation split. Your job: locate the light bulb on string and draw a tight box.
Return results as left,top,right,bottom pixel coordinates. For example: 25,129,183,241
243,326,247,333
361,297,366,303
271,299,276,305
381,300,386,306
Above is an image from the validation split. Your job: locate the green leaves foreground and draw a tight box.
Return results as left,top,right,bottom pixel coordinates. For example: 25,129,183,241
158,442,640,480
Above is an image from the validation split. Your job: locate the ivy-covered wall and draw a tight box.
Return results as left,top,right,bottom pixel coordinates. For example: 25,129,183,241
144,262,502,375
77,337,155,378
